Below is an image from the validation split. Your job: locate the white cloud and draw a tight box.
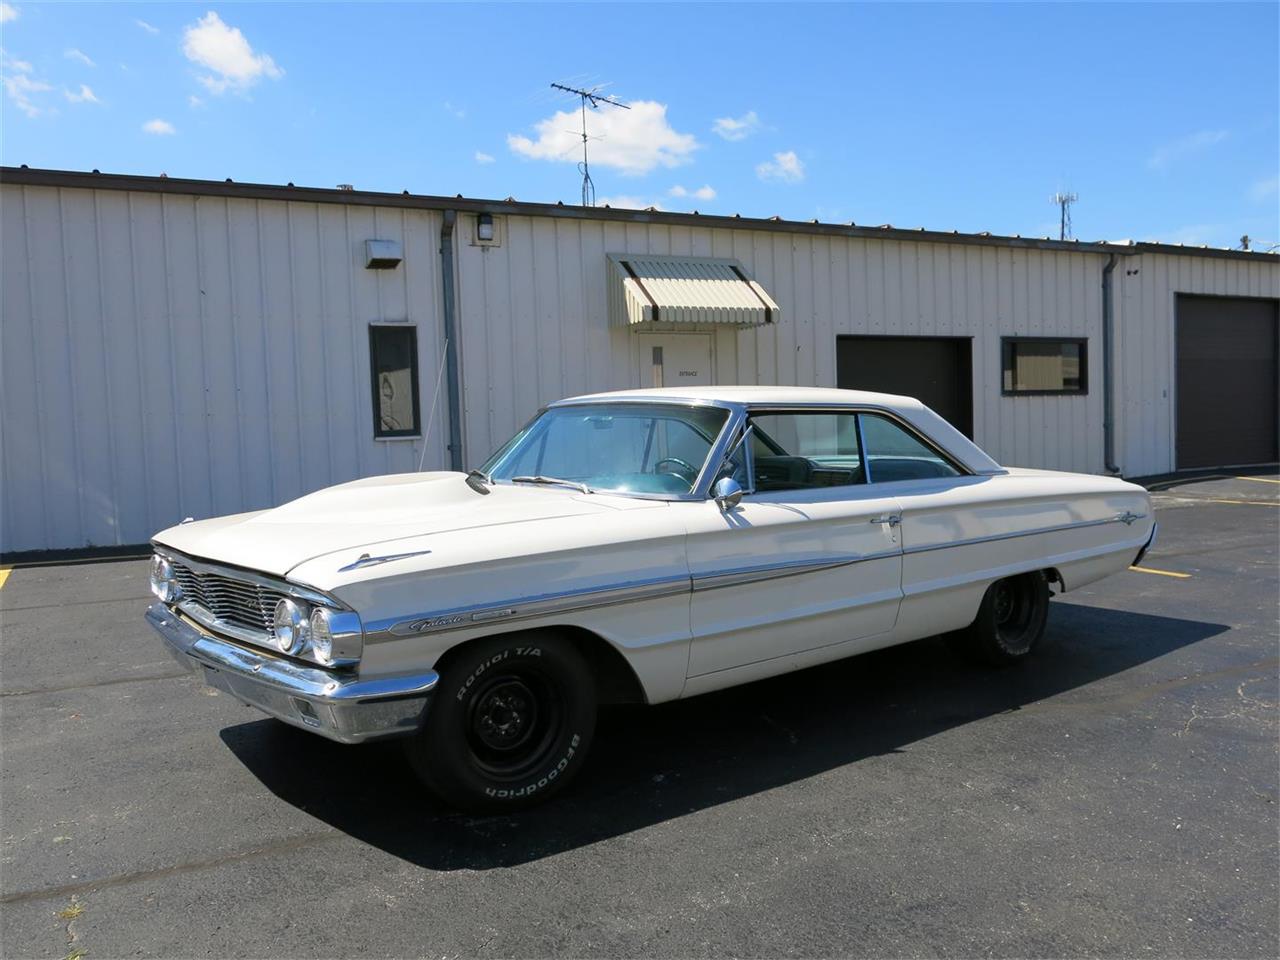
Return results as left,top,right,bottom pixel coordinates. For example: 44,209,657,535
756,150,805,183
182,11,282,94
474,151,495,164
1148,129,1229,170
2,63,51,117
596,195,664,211
188,94,204,108
508,100,698,176
668,184,716,201
64,83,98,104
142,117,176,135
444,100,466,119
1,4,18,25
65,48,95,67
2,50,32,73
135,19,160,35
712,110,760,141
1250,176,1279,201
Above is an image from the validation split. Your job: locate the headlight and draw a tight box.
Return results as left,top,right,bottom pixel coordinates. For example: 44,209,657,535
149,554,180,603
272,598,308,655
309,607,335,665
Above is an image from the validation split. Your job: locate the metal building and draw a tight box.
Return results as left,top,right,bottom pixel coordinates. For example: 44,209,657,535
2,167,1277,555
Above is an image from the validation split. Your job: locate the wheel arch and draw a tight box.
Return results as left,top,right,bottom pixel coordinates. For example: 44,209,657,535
432,624,648,705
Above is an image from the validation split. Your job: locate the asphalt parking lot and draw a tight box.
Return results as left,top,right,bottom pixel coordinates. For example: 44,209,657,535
2,475,1277,959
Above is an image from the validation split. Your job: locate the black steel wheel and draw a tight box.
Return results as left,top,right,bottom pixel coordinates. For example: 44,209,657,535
405,632,596,811
949,571,1050,666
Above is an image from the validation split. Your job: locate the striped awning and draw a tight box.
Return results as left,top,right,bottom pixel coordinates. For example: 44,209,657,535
608,255,780,327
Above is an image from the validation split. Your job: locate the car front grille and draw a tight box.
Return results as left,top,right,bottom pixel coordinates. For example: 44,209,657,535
172,561,286,639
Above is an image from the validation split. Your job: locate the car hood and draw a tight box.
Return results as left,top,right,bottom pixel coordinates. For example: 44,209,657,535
152,471,654,578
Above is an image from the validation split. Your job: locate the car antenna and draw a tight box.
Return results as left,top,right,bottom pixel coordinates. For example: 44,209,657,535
417,337,450,473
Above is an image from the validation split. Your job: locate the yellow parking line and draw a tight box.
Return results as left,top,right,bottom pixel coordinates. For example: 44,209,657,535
1130,565,1191,579
1203,498,1279,507
0,567,10,590
1235,476,1280,485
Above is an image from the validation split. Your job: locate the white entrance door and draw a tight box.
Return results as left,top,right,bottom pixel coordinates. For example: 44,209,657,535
636,333,714,388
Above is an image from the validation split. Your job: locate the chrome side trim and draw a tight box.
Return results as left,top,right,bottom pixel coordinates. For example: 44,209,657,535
902,514,1144,556
371,549,908,641
368,573,694,641
691,551,897,592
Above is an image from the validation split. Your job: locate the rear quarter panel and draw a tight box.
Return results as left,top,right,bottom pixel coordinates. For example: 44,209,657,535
888,471,1152,642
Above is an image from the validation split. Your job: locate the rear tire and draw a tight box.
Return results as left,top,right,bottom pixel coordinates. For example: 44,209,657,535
949,572,1050,666
405,632,596,812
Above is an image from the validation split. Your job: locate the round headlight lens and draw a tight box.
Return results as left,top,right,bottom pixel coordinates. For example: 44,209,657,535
149,554,179,603
272,598,308,655
309,607,335,665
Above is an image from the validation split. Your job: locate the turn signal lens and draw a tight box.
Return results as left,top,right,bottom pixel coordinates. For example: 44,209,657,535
272,598,308,655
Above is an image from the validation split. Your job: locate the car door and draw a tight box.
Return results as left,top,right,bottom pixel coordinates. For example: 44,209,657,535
682,408,905,680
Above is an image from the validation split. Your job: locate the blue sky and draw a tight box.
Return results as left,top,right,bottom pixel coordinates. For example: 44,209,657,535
2,2,1277,249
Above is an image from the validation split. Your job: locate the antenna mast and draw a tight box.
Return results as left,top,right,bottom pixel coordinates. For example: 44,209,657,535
1050,191,1078,241
550,82,630,206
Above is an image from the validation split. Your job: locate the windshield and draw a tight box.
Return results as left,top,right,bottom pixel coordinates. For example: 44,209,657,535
481,403,730,496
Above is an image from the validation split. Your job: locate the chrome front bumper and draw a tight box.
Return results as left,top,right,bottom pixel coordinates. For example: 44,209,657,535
146,602,437,744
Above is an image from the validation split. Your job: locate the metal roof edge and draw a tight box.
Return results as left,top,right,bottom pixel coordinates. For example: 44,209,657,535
2,165,1276,264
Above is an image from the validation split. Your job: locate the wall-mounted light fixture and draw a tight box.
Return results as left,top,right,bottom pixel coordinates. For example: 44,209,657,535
471,213,501,247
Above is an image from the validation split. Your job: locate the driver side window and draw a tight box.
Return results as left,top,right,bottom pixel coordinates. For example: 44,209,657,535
745,412,865,491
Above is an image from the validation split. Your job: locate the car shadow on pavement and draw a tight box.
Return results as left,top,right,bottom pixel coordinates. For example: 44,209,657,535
220,602,1228,871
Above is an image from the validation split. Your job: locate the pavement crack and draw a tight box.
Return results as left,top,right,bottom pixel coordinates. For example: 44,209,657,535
1,830,341,906
1,670,189,698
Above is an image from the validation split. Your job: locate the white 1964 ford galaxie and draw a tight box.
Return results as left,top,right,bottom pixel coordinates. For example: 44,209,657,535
147,386,1155,810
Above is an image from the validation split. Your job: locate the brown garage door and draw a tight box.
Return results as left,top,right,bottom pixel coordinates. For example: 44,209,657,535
837,336,974,437
1176,295,1279,469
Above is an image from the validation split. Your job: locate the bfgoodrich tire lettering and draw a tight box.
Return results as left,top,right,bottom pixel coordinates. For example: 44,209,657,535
405,632,596,812
949,571,1050,666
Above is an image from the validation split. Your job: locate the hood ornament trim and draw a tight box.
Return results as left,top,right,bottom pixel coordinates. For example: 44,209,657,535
339,549,433,573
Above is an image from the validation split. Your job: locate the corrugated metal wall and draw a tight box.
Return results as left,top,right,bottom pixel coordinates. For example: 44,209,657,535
2,182,1277,553
457,214,1106,474
1,184,449,553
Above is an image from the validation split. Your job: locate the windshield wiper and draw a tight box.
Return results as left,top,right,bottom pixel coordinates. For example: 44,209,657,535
510,475,593,494
464,469,492,495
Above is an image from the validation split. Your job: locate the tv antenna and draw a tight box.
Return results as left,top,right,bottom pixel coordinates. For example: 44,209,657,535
1050,190,1078,241
550,82,630,206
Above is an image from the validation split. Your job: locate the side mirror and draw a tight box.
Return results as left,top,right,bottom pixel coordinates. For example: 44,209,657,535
713,476,743,512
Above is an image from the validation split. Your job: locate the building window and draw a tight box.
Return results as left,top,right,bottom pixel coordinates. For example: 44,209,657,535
369,325,420,438
1001,337,1088,395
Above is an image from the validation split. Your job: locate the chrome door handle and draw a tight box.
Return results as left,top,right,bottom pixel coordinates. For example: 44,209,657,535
869,515,901,527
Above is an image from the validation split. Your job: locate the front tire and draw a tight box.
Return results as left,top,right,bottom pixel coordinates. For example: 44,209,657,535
405,632,596,812
950,571,1050,666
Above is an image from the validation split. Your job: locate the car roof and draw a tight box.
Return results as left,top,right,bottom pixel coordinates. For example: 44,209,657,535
553,385,926,410
549,385,1005,476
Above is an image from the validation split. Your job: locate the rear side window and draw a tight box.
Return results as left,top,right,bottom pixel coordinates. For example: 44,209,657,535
859,413,961,482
